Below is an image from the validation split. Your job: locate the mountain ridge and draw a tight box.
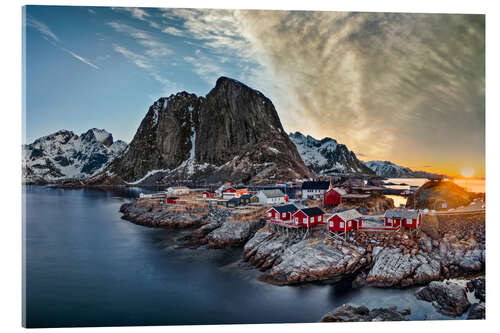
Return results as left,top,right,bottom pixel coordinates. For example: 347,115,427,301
22,128,127,184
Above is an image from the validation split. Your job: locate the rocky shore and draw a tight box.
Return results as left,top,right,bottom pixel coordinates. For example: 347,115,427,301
119,198,485,320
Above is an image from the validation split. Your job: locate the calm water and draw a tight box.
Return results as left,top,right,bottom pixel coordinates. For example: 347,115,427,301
24,186,451,328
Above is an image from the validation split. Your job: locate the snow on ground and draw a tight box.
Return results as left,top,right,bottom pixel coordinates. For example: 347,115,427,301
268,147,280,154
125,169,170,185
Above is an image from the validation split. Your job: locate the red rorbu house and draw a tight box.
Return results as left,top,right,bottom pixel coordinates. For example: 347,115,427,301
327,209,362,232
323,187,347,206
222,187,248,199
202,191,216,198
384,210,422,229
266,204,299,226
166,196,179,205
292,207,325,227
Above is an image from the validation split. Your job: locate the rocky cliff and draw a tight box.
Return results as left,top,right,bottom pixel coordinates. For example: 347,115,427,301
98,77,311,185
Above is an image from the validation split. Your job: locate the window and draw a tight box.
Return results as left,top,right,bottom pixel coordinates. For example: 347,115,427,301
295,218,298,224
282,213,285,218
348,221,351,227
339,222,344,228
319,215,323,222
267,212,272,217
329,221,333,227
309,217,313,223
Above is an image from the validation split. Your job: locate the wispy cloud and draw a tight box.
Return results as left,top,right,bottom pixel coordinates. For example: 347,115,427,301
27,16,101,71
88,8,96,15
112,44,151,69
112,7,150,21
107,22,172,58
183,53,226,83
62,48,99,69
26,16,59,42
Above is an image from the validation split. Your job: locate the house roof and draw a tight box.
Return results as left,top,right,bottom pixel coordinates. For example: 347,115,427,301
296,207,325,217
331,187,347,196
330,209,362,221
384,209,421,219
227,197,241,203
240,194,253,199
301,181,330,190
260,189,285,198
271,204,299,213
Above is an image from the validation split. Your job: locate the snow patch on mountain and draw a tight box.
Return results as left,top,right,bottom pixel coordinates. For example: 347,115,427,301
289,131,373,175
22,129,128,184
363,160,442,178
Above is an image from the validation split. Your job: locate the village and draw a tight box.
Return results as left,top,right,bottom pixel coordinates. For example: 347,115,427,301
136,178,452,243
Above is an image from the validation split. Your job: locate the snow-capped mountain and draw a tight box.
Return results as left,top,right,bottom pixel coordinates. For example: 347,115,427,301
363,160,441,178
289,132,374,175
22,128,127,184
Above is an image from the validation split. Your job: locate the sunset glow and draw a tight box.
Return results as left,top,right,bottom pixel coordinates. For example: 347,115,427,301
461,167,475,178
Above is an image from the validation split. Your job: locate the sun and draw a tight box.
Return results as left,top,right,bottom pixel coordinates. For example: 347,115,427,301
461,167,474,178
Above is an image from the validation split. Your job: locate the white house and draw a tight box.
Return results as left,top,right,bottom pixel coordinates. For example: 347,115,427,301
166,186,190,195
256,189,286,204
301,181,330,199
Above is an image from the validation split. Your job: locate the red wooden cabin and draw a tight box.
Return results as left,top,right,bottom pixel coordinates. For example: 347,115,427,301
327,209,362,232
291,207,325,227
323,188,346,206
166,197,178,204
384,210,422,229
202,191,216,198
266,204,299,225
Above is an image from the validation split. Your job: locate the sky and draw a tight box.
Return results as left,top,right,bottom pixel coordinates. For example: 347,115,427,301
24,6,485,177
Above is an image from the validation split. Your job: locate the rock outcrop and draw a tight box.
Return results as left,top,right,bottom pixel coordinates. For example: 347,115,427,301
415,281,470,317
243,226,367,285
467,302,485,320
98,77,311,185
406,180,472,210
321,304,410,322
364,247,441,287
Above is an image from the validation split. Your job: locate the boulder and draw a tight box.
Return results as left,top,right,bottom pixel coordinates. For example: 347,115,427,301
321,304,410,322
415,281,470,317
466,303,485,320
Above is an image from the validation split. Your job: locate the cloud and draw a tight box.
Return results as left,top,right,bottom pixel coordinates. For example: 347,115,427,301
183,53,226,83
62,48,99,69
162,26,184,36
112,44,151,69
88,8,96,15
112,7,150,21
26,16,59,42
107,22,172,58
162,9,484,175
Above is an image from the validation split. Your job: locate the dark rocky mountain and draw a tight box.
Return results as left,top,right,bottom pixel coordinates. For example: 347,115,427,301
289,132,374,175
93,77,311,185
22,129,127,184
364,160,442,178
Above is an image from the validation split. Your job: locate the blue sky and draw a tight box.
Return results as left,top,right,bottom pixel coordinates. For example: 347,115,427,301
24,6,257,144
24,6,484,176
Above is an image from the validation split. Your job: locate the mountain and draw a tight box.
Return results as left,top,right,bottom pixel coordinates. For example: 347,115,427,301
364,160,442,178
289,132,374,175
92,77,311,185
22,129,127,184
